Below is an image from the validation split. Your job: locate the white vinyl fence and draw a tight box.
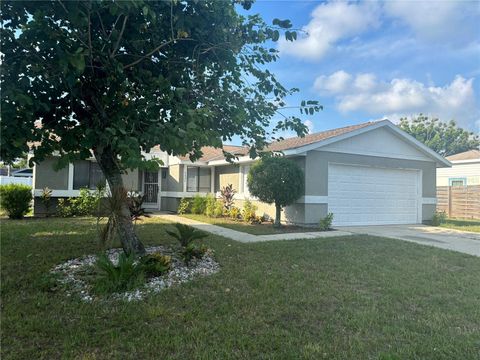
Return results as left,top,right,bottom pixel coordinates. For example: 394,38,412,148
0,176,33,187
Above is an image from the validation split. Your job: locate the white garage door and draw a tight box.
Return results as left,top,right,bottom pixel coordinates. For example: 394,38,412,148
328,164,420,226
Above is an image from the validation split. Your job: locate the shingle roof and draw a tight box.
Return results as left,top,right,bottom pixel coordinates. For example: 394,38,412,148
178,145,248,162
162,121,378,163
265,121,377,152
446,149,480,161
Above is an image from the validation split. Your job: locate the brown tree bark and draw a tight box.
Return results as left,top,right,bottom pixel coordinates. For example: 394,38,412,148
93,146,146,256
274,203,282,228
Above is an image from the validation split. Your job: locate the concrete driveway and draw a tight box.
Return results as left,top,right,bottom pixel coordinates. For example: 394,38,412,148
339,224,480,257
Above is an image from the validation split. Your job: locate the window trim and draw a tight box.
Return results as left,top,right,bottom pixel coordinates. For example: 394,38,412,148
449,177,466,186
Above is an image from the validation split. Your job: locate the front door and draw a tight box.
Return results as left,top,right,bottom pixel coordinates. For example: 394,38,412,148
143,171,160,209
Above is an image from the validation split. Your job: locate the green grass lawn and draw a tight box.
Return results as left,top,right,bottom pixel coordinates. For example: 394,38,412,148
1,217,480,359
439,218,480,233
181,213,324,235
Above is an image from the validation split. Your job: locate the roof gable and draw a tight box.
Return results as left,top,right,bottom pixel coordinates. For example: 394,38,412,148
319,126,432,162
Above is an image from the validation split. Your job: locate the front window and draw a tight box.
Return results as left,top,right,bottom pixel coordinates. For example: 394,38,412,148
187,166,211,192
73,160,106,190
187,166,199,192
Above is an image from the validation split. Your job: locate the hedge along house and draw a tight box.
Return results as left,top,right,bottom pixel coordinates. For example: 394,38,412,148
32,120,451,226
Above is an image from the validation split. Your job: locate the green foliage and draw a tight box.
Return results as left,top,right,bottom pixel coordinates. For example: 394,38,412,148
57,187,105,217
127,191,150,223
191,195,207,215
204,194,217,217
247,156,304,225
166,223,208,264
220,184,236,211
166,223,208,248
94,253,144,294
1,0,321,173
177,198,192,215
40,187,52,217
214,201,224,218
319,213,334,231
228,206,241,220
182,243,208,265
431,211,447,226
139,253,171,278
399,115,480,157
242,200,258,223
0,184,32,219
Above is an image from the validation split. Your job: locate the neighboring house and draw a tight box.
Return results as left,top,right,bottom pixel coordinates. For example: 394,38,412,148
437,149,480,187
0,168,33,186
32,120,450,226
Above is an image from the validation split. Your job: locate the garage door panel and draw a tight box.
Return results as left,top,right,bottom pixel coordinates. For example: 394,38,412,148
328,164,419,226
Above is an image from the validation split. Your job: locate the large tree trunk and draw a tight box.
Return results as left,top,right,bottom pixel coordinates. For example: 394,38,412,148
274,203,282,228
93,146,146,256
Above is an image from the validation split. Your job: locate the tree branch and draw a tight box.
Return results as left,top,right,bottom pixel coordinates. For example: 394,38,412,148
110,15,128,58
123,38,193,70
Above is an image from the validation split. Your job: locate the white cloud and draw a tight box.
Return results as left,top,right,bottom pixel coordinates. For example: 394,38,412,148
304,120,315,134
278,1,380,60
279,1,479,60
384,0,479,44
314,71,479,130
313,70,352,94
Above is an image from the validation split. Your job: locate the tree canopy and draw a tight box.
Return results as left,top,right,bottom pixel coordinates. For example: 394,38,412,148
1,0,320,254
399,115,479,157
247,156,304,227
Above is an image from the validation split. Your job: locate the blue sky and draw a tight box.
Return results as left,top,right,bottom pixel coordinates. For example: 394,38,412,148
241,0,480,138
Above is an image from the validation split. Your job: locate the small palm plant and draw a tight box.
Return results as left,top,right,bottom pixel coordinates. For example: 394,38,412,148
166,223,208,264
94,252,144,294
166,223,208,247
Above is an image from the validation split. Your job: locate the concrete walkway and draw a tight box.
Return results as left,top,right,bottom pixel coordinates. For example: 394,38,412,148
154,214,480,257
339,224,480,257
154,213,352,243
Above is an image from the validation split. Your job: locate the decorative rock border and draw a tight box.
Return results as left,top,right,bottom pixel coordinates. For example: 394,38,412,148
51,246,220,302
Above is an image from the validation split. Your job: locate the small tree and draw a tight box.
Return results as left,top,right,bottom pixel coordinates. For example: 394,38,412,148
247,157,304,227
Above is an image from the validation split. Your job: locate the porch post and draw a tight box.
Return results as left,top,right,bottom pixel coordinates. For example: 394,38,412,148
68,163,74,191
211,166,215,195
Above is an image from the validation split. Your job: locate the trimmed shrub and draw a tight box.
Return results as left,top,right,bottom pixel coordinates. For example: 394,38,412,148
177,197,192,214
431,211,447,226
191,194,207,214
204,194,217,217
57,187,105,217
228,206,241,220
213,200,224,217
319,213,334,231
0,184,32,219
242,200,257,223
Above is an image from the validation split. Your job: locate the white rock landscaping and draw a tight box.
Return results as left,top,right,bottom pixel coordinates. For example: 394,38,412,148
51,246,220,302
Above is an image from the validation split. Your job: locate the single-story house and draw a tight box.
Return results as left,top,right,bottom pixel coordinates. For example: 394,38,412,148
437,149,480,187
32,120,451,226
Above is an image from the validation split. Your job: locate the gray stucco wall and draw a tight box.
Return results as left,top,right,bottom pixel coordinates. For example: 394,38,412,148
34,157,69,189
